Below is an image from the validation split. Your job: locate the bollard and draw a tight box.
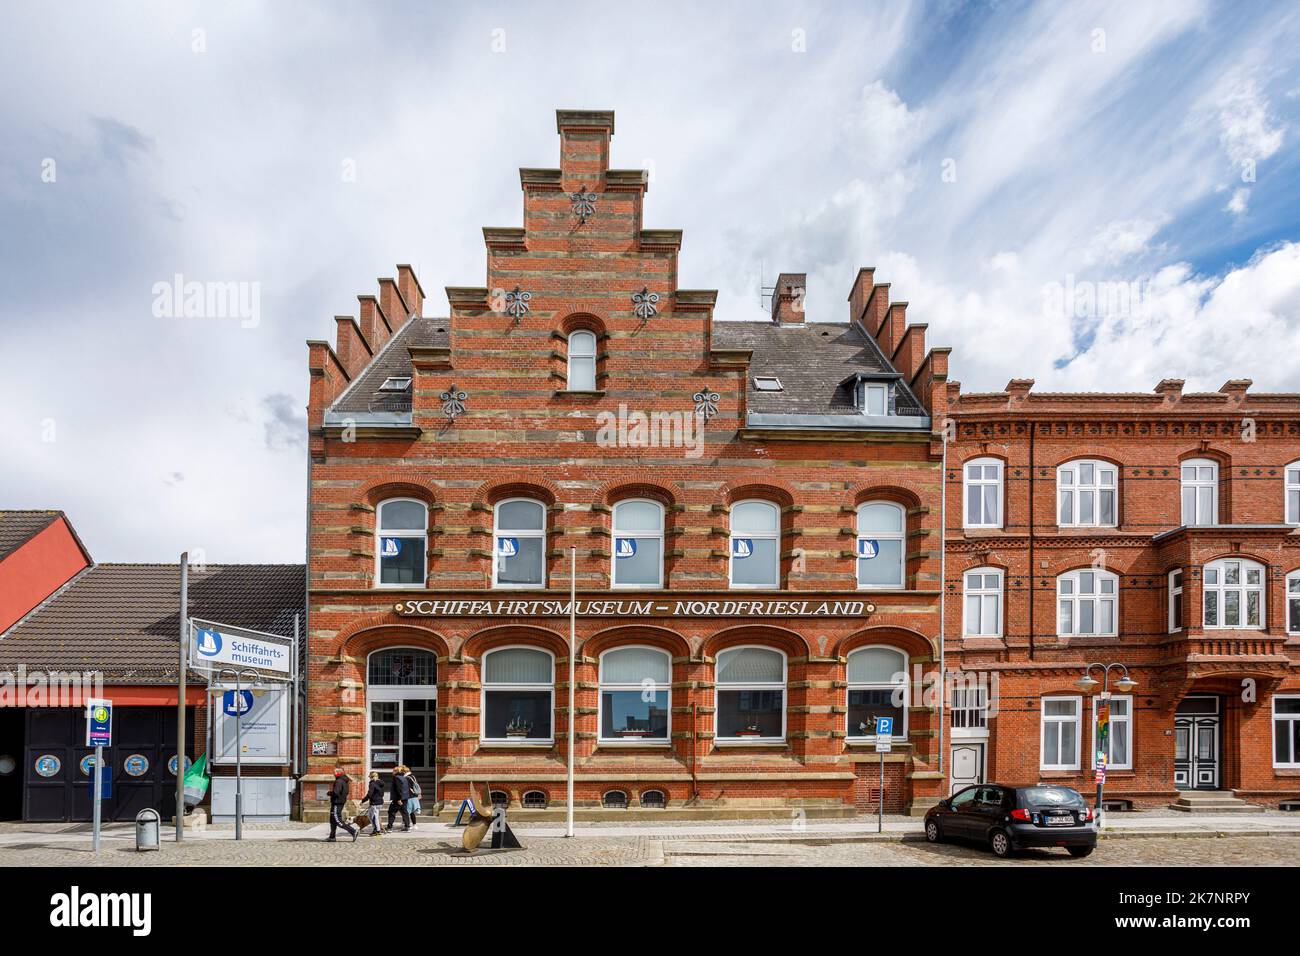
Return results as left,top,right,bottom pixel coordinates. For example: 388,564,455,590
135,808,161,851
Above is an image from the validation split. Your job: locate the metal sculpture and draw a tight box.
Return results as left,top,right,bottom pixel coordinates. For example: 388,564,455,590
460,782,522,852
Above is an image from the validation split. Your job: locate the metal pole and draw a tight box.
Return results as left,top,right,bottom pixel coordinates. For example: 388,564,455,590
235,672,244,841
92,743,103,852
566,546,576,838
176,552,188,842
937,434,948,780
291,614,300,777
878,750,884,834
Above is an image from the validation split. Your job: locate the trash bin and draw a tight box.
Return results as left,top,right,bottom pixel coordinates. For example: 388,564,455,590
135,808,161,851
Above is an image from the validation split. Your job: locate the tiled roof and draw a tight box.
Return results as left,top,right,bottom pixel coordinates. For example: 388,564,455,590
712,321,926,417
331,317,450,414
0,510,61,562
0,563,305,683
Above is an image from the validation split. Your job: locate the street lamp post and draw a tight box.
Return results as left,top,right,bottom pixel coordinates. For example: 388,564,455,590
1073,662,1137,823
217,666,261,841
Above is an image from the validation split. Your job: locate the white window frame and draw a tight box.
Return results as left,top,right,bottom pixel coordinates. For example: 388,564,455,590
1202,557,1265,630
950,683,989,735
728,499,780,589
567,330,597,392
1180,458,1218,526
364,646,437,778
1040,696,1082,771
862,382,888,416
480,645,555,746
1288,571,1300,636
1056,569,1118,637
597,646,672,746
491,497,547,589
610,498,665,589
1286,462,1300,526
845,645,908,741
962,567,1003,637
963,457,1003,529
1168,568,1184,633
714,645,787,744
1057,459,1118,528
374,497,427,589
856,501,906,590
1090,694,1133,770
1273,695,1300,769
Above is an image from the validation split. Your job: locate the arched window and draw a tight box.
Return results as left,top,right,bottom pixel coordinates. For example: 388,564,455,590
598,646,671,743
1181,458,1218,526
481,646,554,743
729,500,780,588
567,330,597,391
1058,459,1117,527
611,499,664,588
602,790,629,809
715,646,786,742
493,498,546,588
1203,558,1265,629
1057,569,1118,636
639,789,666,809
1286,462,1300,525
521,790,548,809
963,457,1003,529
846,646,908,740
963,568,1002,637
376,499,427,587
365,648,436,775
857,501,905,588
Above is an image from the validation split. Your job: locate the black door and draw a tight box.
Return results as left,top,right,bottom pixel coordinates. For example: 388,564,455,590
1174,697,1220,790
970,785,1008,839
0,709,22,820
944,785,981,837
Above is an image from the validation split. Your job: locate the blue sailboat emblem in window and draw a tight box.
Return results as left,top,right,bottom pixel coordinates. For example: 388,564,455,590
857,538,879,559
380,537,402,557
615,538,637,558
497,537,518,557
731,538,753,558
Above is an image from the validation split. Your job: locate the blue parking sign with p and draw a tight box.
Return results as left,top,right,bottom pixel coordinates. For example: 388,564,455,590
875,716,894,737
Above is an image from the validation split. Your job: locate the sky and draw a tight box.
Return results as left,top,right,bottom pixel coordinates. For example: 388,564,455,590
2,0,1299,563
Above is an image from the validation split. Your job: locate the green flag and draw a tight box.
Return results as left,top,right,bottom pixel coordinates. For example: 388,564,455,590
183,752,209,808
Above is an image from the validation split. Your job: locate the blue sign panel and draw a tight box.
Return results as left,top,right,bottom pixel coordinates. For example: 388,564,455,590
875,716,894,737
496,536,518,557
857,538,879,559
614,538,637,559
731,538,753,558
196,627,222,659
223,689,254,717
86,699,112,746
379,536,402,558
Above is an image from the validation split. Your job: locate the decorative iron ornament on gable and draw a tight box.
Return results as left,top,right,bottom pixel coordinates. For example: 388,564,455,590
632,287,660,321
504,286,532,320
570,184,597,224
440,384,468,420
693,389,720,422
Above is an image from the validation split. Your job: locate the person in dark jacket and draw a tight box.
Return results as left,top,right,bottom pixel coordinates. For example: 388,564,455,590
385,764,412,831
361,771,385,836
327,768,358,842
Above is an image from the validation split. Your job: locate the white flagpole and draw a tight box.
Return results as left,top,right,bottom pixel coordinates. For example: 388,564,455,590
567,546,576,838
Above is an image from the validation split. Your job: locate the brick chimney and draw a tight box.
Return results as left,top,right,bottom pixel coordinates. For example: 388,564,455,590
771,272,806,325
556,109,614,191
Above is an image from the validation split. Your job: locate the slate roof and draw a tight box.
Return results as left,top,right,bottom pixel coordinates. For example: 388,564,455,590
0,563,305,683
332,317,450,414
712,320,926,418
0,510,61,562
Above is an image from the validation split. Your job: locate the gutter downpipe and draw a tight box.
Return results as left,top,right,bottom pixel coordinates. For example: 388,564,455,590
1028,420,1036,662
938,433,948,780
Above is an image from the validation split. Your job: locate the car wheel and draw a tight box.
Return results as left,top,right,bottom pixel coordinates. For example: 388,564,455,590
1067,846,1094,858
989,829,1013,858
925,819,942,843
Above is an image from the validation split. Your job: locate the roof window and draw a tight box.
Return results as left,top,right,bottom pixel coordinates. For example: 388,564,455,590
379,376,412,392
753,376,784,392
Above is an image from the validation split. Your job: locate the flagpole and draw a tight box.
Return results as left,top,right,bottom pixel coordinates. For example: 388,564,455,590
566,546,576,838
176,552,188,843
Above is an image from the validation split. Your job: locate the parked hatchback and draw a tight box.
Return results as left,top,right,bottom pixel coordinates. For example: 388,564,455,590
924,784,1098,858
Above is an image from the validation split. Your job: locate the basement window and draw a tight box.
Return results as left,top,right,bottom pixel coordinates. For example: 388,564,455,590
521,790,548,809
489,789,510,809
602,790,629,809
640,789,666,809
379,376,412,392
753,376,783,392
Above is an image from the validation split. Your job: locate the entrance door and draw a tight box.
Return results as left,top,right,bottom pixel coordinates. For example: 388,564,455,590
950,742,985,794
1174,697,1220,790
366,648,438,801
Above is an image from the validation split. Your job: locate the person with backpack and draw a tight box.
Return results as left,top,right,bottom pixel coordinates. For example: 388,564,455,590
327,767,358,842
361,770,385,836
404,768,422,829
385,764,412,831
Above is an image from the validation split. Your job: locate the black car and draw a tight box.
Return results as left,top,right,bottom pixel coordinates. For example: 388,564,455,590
924,784,1098,858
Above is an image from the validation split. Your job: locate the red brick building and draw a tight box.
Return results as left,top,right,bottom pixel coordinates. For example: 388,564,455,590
945,381,1300,807
303,110,952,819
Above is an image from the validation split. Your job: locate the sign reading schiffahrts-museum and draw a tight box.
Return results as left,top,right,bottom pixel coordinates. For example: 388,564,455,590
392,597,877,619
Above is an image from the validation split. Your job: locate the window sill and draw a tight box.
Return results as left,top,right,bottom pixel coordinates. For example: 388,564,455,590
1037,768,1082,776
596,741,673,749
713,740,787,748
478,741,555,749
555,389,605,397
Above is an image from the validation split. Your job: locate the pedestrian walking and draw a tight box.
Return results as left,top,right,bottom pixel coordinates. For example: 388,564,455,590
327,767,358,842
361,770,385,836
385,764,412,831
404,768,422,829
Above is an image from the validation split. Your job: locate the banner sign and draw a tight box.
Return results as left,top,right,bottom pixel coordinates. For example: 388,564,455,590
191,620,292,676
394,597,877,619
213,685,289,765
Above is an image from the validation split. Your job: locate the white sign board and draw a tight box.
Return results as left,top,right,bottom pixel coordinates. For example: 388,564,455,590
191,621,292,676
213,685,290,765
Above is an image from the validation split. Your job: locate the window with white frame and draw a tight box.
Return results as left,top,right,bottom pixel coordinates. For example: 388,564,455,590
845,646,907,740
857,501,905,588
366,648,437,774
1287,463,1300,525
611,499,663,588
598,647,670,743
493,498,546,588
951,683,989,730
963,568,1002,636
1274,696,1300,768
1203,558,1264,629
1058,459,1117,527
1168,568,1184,632
1040,696,1081,770
1288,572,1300,634
481,647,554,743
729,500,780,588
1180,458,1218,526
1091,695,1133,770
715,646,785,741
376,498,427,587
963,458,1003,529
567,330,597,391
861,381,889,416
1057,569,1118,636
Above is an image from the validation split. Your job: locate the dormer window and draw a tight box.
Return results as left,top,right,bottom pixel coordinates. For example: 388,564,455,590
861,382,889,416
379,376,412,392
753,376,783,392
843,373,897,416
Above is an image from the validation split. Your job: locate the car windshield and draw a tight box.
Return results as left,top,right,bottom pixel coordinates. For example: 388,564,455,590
1019,787,1085,808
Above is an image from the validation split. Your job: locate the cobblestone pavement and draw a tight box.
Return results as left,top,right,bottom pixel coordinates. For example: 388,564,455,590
0,831,1295,867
